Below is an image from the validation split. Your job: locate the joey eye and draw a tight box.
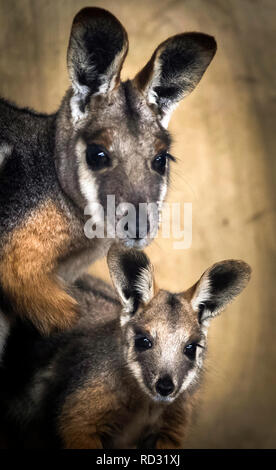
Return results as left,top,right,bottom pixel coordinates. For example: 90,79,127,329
134,335,153,352
152,152,171,176
86,144,111,171
184,343,197,361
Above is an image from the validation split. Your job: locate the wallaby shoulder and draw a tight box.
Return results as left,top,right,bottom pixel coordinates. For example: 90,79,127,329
0,97,59,238
0,97,54,144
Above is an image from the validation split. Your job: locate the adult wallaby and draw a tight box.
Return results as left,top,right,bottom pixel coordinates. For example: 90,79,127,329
0,7,217,334
0,246,251,449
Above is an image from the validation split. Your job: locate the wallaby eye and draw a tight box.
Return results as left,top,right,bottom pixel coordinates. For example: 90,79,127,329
86,144,111,171
134,334,153,352
184,343,197,361
152,152,170,175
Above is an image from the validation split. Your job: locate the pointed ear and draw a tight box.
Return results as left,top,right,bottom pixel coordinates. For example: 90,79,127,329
134,32,216,127
188,260,251,323
67,7,128,113
107,245,155,321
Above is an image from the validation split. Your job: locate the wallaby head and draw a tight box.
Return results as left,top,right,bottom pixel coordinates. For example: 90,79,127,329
108,246,251,403
55,7,217,248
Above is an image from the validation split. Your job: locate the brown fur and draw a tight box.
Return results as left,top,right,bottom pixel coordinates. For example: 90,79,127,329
60,382,114,449
0,247,250,449
59,378,195,449
0,8,217,334
0,201,78,334
56,249,251,449
155,395,196,448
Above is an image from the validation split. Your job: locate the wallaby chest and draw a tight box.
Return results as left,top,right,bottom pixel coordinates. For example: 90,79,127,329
111,399,163,449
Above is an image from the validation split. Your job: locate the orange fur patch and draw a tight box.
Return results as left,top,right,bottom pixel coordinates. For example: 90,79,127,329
59,381,117,449
59,378,193,449
0,200,78,334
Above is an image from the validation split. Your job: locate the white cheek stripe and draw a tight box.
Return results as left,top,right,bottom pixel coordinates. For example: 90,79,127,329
75,139,103,226
127,356,153,399
180,368,198,393
179,340,207,394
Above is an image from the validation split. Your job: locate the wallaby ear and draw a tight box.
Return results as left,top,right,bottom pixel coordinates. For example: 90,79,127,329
107,245,155,321
189,260,251,323
67,7,128,114
134,33,217,127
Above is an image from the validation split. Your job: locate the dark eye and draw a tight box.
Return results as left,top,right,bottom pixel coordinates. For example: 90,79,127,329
152,152,170,175
86,144,111,171
184,343,197,361
134,335,153,352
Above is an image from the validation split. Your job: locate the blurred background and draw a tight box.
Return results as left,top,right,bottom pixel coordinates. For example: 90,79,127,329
0,0,275,448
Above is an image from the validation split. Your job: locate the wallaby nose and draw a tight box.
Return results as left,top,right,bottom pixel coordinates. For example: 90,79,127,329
135,213,150,239
155,375,175,397
121,206,150,239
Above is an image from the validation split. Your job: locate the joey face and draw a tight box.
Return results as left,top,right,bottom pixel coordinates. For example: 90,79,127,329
55,7,216,248
107,246,251,404
122,290,206,403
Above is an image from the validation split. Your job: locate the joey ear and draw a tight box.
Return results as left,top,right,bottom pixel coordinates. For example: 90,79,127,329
67,7,128,113
134,33,216,127
189,260,251,323
107,245,155,320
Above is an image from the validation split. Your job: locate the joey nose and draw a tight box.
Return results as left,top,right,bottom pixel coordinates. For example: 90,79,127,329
156,375,174,397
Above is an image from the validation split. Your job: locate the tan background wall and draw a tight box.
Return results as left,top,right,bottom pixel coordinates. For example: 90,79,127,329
0,0,275,448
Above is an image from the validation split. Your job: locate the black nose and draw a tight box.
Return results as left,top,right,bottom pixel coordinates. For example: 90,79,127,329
135,211,150,239
123,211,150,239
155,375,174,397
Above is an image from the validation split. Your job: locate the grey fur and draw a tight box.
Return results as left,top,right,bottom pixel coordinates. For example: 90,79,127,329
0,7,217,287
0,247,251,449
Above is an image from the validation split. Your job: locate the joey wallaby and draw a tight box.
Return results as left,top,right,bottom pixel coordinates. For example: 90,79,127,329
0,7,217,334
0,246,251,449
